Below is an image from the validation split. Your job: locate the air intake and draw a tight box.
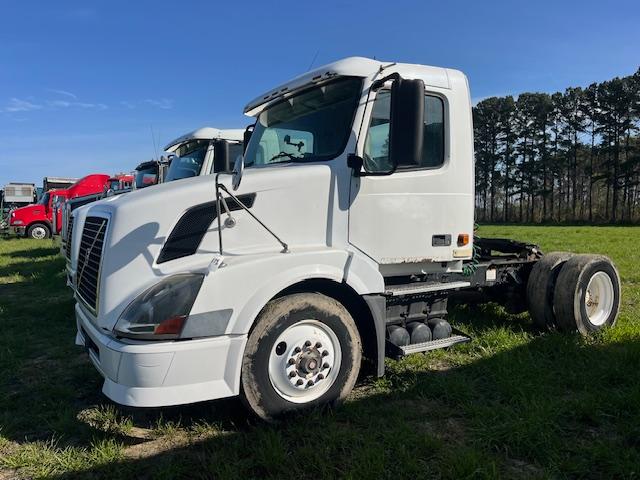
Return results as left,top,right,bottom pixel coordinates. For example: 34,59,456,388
157,193,256,264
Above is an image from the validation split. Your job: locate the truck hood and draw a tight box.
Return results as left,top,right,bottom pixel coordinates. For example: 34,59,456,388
10,204,45,224
79,163,348,331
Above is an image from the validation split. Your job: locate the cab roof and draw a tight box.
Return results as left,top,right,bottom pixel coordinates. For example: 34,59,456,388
164,127,244,152
244,56,461,116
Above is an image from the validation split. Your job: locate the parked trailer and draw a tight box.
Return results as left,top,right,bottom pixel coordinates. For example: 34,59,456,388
0,183,37,232
71,57,621,420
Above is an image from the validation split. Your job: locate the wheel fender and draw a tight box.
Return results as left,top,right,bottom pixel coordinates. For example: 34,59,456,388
232,262,346,335
191,250,382,335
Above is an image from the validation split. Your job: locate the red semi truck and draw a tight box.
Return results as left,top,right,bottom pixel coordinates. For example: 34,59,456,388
8,174,111,239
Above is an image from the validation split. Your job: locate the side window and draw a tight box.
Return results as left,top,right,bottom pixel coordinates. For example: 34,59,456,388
363,91,445,172
420,96,445,168
363,90,391,172
228,143,244,164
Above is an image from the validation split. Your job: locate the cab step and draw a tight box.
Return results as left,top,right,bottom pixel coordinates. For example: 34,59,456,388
384,281,471,297
385,328,471,359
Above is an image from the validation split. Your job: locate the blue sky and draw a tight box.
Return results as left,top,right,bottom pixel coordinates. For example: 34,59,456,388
1,0,638,187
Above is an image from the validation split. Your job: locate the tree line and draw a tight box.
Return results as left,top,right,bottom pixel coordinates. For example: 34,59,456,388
473,68,640,224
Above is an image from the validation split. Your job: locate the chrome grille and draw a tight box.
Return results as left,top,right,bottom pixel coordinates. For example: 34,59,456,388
65,213,74,262
76,216,108,312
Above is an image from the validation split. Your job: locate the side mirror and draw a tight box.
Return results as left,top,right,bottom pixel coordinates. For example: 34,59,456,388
231,154,244,191
389,78,425,168
213,140,231,172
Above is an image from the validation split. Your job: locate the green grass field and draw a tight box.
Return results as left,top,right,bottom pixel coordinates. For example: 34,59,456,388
1,226,639,479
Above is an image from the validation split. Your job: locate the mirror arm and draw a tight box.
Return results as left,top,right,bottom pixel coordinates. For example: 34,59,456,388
217,183,289,253
214,172,224,255
371,72,401,91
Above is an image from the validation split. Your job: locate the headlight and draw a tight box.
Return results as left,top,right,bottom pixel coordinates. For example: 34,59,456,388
114,273,204,340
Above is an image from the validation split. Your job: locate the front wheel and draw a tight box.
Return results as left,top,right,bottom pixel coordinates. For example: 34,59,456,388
27,223,50,239
241,293,362,421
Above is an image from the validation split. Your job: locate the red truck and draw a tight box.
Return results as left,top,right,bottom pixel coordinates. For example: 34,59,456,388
9,174,111,239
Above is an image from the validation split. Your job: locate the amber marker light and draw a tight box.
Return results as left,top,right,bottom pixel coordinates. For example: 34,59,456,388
457,233,470,247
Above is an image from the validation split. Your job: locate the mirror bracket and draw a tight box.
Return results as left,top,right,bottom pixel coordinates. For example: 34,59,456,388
347,154,363,176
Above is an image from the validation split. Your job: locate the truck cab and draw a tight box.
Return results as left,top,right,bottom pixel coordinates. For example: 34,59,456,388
133,159,171,189
106,174,134,193
10,174,110,239
163,127,244,182
9,189,59,239
72,57,621,420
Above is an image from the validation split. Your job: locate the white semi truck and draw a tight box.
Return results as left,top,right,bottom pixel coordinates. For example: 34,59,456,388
71,58,621,420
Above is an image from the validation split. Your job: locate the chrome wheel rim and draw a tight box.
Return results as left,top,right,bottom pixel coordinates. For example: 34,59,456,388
268,319,341,403
585,271,614,326
31,226,47,239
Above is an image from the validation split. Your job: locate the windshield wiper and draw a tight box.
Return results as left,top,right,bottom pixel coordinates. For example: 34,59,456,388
269,151,303,163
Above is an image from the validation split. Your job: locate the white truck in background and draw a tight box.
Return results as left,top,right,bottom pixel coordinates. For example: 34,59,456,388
163,127,245,181
63,128,244,285
70,57,621,420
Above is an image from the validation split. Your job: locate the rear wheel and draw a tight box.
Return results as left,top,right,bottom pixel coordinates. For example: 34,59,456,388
241,293,362,421
526,252,573,329
553,254,620,335
27,223,50,240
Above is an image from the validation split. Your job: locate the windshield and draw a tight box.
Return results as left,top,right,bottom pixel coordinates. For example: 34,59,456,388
38,192,50,205
164,140,210,181
135,166,158,188
244,77,362,167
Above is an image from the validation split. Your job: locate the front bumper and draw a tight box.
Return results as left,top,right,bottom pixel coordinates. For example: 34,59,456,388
8,225,25,236
75,303,247,407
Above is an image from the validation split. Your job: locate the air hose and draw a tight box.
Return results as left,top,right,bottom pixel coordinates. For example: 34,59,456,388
462,242,481,276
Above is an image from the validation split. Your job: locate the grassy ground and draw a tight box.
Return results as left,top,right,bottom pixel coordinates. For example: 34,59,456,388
0,226,639,479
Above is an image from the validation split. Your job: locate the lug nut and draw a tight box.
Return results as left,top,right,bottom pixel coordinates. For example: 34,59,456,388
289,371,296,378
307,380,315,387
323,362,330,369
296,379,303,386
294,346,301,353
288,358,296,365
304,341,311,347
321,350,329,357
317,374,324,380
315,342,322,348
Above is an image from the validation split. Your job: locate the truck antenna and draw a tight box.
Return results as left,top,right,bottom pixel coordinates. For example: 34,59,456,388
150,125,159,160
307,50,320,71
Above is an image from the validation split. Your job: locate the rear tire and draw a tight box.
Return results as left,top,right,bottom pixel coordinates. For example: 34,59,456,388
27,223,50,240
553,254,620,335
526,252,573,329
241,293,362,421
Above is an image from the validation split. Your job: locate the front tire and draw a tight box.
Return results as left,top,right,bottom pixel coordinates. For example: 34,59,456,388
553,254,621,335
241,293,362,421
27,223,50,239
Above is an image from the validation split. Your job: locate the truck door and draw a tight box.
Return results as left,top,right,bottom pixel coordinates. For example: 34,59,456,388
348,88,473,267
